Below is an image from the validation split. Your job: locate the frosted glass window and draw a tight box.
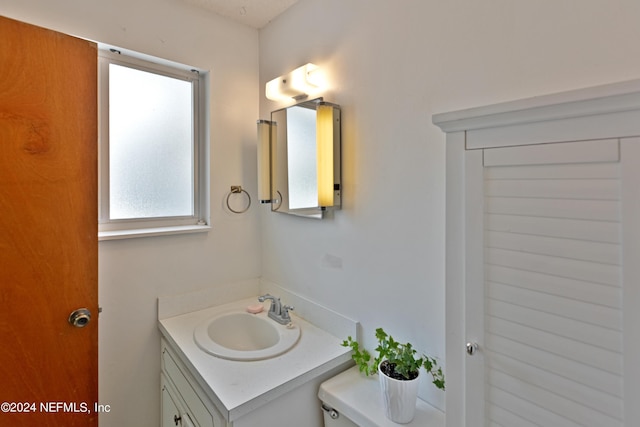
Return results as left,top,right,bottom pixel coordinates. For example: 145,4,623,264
287,106,317,209
109,64,194,219
98,48,208,239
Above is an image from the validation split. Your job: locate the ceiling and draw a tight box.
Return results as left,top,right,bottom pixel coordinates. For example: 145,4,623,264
180,0,299,29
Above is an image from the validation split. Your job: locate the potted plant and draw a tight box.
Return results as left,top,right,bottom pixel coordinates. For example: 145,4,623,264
342,328,445,423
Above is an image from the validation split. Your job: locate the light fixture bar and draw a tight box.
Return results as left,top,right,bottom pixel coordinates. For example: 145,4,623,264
316,103,335,208
257,120,274,203
265,63,321,101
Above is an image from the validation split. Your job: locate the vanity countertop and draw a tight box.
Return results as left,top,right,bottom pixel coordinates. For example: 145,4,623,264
159,296,354,422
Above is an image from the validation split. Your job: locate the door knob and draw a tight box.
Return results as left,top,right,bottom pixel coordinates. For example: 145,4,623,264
466,342,478,356
68,308,91,328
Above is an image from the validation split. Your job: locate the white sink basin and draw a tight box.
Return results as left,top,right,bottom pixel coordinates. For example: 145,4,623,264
193,311,301,361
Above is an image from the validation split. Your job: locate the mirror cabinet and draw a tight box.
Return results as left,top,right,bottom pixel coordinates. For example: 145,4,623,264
267,99,341,218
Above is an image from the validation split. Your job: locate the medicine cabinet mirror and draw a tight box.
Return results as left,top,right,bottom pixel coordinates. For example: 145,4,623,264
270,99,341,218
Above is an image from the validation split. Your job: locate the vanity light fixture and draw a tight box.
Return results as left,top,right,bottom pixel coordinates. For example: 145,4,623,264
256,119,275,203
265,63,322,102
316,102,339,209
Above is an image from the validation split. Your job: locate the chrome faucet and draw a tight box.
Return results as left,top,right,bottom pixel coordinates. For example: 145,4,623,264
258,294,281,315
258,294,294,325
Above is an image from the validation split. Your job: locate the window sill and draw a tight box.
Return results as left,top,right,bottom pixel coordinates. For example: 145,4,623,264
98,225,211,241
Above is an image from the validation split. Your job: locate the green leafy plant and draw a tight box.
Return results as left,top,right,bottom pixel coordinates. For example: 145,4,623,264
342,328,445,390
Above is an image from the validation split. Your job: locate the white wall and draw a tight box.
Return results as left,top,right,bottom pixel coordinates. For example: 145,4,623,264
1,1,260,426
258,0,640,408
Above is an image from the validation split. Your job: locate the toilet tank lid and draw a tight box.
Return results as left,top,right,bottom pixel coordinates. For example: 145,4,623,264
318,366,445,427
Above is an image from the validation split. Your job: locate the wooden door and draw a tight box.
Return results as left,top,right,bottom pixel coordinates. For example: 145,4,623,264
0,16,98,426
465,139,631,426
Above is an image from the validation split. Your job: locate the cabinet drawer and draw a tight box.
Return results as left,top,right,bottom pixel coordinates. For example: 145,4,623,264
162,347,214,427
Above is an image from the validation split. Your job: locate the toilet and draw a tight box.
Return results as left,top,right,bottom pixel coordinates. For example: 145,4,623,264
318,366,446,427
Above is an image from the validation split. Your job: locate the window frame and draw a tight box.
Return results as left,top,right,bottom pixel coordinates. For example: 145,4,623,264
97,46,209,240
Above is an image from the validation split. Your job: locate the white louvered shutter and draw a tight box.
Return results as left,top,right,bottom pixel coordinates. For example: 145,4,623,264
477,139,624,426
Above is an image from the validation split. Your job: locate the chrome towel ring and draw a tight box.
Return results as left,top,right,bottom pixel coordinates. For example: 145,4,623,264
226,186,251,214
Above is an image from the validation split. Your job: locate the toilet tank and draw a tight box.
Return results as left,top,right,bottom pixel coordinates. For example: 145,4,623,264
319,367,445,427
321,403,358,427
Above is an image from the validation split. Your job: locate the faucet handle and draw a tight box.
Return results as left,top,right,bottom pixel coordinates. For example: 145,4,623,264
281,305,294,320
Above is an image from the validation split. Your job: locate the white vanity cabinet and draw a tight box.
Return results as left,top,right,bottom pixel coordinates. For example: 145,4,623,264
158,296,356,427
161,340,226,427
433,80,640,427
161,336,352,427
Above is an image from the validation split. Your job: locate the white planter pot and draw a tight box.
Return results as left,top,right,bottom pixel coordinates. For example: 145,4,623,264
378,361,420,423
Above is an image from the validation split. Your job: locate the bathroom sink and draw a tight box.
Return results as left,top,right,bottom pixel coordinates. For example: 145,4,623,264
193,311,301,361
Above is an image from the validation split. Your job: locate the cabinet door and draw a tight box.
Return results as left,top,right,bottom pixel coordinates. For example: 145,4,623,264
162,375,183,427
162,375,198,427
463,139,634,426
162,344,227,427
